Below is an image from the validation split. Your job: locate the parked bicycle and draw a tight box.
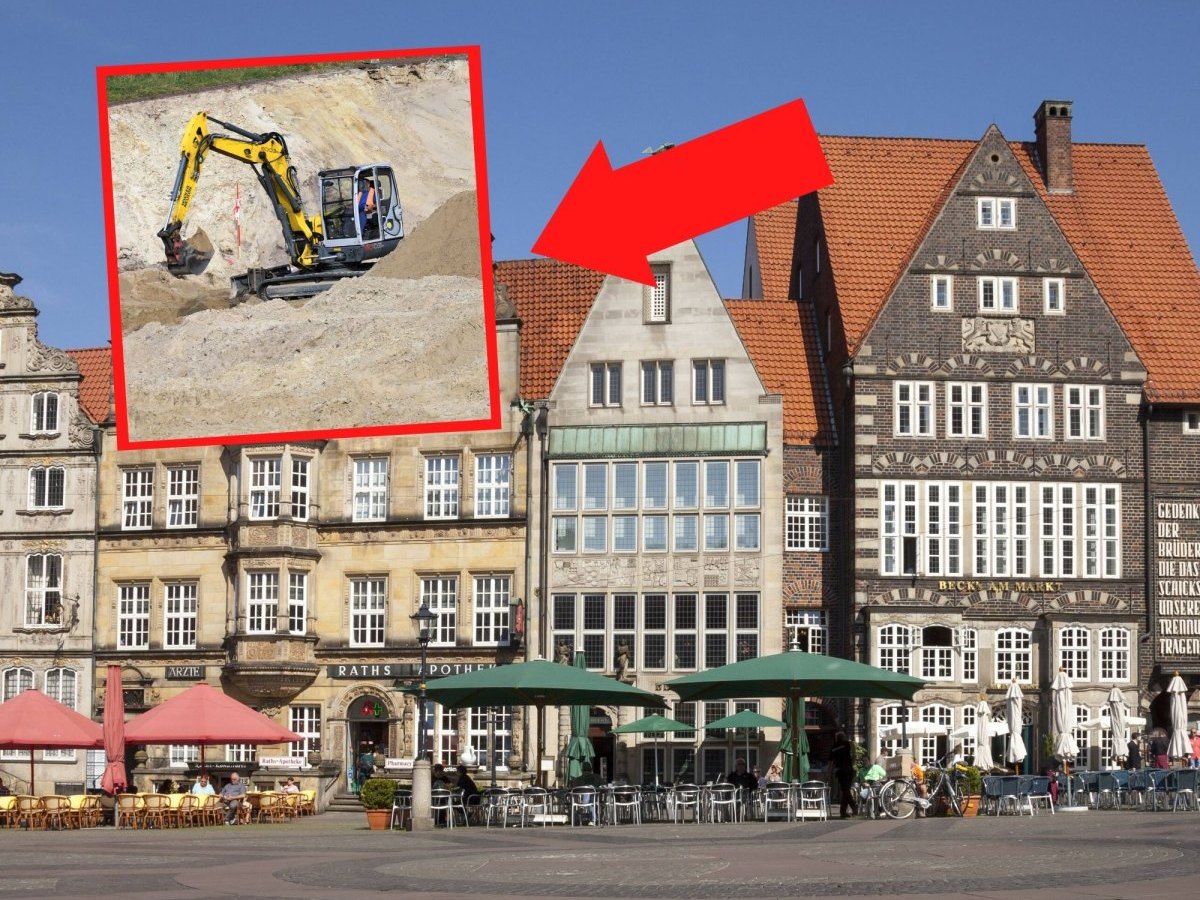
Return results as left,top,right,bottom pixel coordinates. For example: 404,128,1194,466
879,763,968,819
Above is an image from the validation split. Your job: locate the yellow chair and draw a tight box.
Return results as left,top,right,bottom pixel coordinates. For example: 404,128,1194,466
0,795,17,829
256,792,287,823
175,793,199,827
281,792,302,820
298,789,317,816
81,795,105,828
141,793,171,829
14,795,44,830
40,795,72,830
66,794,88,829
115,793,145,829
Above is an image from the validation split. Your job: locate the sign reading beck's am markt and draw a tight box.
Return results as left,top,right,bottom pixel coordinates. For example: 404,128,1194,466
1155,498,1200,657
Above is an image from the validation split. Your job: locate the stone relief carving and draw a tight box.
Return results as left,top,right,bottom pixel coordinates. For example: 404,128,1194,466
734,557,760,586
962,316,1035,353
69,412,96,448
641,557,667,587
673,557,699,587
703,557,729,585
26,333,79,373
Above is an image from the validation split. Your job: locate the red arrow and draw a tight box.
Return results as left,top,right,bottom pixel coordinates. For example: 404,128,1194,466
532,98,833,285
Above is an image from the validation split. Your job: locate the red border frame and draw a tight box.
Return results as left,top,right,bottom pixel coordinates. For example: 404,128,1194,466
96,46,500,450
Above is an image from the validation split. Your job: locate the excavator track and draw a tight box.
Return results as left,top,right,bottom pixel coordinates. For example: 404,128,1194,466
230,265,368,303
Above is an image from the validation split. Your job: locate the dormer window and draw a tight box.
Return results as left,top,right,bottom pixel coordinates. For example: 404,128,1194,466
977,197,1016,230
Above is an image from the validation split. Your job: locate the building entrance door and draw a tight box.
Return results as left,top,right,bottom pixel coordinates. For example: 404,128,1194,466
589,708,614,781
347,695,390,790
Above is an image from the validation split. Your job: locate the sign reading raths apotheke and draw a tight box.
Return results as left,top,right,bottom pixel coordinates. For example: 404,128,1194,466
165,665,206,680
326,662,501,679
1155,497,1200,658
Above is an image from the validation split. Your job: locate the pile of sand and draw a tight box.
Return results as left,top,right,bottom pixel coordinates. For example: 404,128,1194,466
121,189,488,442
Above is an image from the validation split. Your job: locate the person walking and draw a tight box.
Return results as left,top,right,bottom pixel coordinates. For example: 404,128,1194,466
830,731,858,819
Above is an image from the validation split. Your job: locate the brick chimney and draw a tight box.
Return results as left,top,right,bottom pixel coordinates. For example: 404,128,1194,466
1033,100,1073,192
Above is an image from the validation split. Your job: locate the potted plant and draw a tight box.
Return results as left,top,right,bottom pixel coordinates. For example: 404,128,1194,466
960,765,983,816
360,777,396,830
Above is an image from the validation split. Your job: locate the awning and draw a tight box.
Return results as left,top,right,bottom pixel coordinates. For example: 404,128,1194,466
547,422,767,459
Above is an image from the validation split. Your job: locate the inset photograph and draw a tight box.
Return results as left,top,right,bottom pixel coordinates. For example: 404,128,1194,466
100,48,496,447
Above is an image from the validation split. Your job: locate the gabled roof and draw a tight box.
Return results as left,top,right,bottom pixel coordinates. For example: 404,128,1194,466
753,132,1200,401
750,201,799,302
66,346,112,424
725,299,834,445
494,258,606,399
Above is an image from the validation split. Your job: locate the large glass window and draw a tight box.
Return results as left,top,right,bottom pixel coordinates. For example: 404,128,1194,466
350,578,387,647
786,497,828,551
30,392,59,433
692,360,726,405
475,454,511,518
118,583,150,649
122,468,154,529
249,458,281,520
353,458,388,522
164,582,197,649
590,362,622,407
287,572,307,635
422,576,457,647
43,668,78,761
1099,628,1130,682
247,571,279,634
290,457,310,521
473,575,511,646
1059,627,1090,682
289,706,321,758
878,624,911,673
25,553,63,627
785,609,826,654
895,382,934,436
28,466,65,510
995,628,1032,683
424,456,459,519
167,465,199,527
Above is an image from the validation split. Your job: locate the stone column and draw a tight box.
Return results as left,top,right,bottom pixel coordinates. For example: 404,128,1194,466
557,704,570,783
408,759,434,831
615,705,631,781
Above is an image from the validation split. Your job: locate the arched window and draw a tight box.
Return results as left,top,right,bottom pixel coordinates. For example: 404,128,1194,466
1059,627,1090,682
920,625,954,680
878,624,912,673
878,703,905,756
995,628,1032,683
1,667,34,761
43,668,77,760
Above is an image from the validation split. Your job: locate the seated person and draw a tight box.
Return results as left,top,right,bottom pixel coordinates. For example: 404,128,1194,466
726,757,758,793
431,764,449,789
569,762,603,789
764,764,784,784
280,777,300,795
455,765,481,807
911,761,932,812
191,774,216,796
219,772,248,825
861,758,887,782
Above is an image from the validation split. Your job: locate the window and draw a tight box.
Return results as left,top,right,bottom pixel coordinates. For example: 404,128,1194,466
995,628,1032,683
613,594,636,672
1100,628,1130,682
925,482,963,577
287,572,307,635
692,359,726,405
290,706,321,758
288,457,309,521
674,462,698,509
947,383,986,438
1185,411,1200,434
978,276,1018,312
350,578,387,647
1066,386,1104,440
25,553,63,628
352,458,388,522
226,744,256,764
424,456,459,519
960,704,978,760
895,382,934,436
553,463,578,511
1059,627,1090,681
734,460,760,508
674,594,698,669
470,706,512,770
589,362,622,407
786,609,826,654
931,275,953,310
122,468,154,529
735,594,759,661
167,466,199,528
553,516,577,553
919,704,953,766
249,458,281,520
613,463,637,509
878,624,912,673
475,454,511,517
582,593,605,668
552,594,576,661
703,461,729,508
1014,384,1053,438
644,462,668,509
169,745,199,767
977,196,1016,230
613,516,637,552
164,582,197,649
43,668,78,761
31,392,59,433
734,514,760,551
920,625,954,681
646,267,670,322
582,516,607,552
583,463,608,510
1044,277,1065,314
2,668,34,757
704,514,729,551
640,361,673,406
878,703,904,756
118,583,150,649
422,576,457,646
473,575,510,646
960,627,977,682
786,496,828,551
704,594,728,668
28,466,65,509
1072,705,1091,770
247,571,279,634
643,594,667,669
643,516,668,551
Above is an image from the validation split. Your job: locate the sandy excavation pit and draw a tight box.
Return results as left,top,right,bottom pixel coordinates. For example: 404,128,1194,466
110,59,491,442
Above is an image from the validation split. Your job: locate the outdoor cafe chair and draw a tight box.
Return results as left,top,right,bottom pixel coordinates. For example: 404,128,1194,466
14,796,44,830
995,776,1026,816
610,786,642,825
1094,771,1122,810
1024,776,1055,815
431,788,470,828
797,782,829,821
669,784,702,824
1149,769,1174,811
1171,767,1199,811
389,789,412,831
0,794,16,828
519,788,550,827
761,783,793,822
707,783,740,824
1079,772,1100,808
479,787,507,828
1126,770,1151,808
174,793,199,826
40,795,72,830
141,793,171,829
298,789,317,816
281,792,302,820
1110,770,1132,808
256,792,287,823
567,786,600,826
115,793,144,828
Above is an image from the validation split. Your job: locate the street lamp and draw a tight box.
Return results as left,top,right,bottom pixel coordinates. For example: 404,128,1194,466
410,602,437,760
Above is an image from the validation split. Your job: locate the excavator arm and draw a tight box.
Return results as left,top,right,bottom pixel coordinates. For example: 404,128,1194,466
158,112,325,275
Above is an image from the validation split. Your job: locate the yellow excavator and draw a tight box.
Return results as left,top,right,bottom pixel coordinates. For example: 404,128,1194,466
158,112,404,299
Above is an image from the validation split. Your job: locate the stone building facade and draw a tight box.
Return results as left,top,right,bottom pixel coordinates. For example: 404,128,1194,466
0,275,105,794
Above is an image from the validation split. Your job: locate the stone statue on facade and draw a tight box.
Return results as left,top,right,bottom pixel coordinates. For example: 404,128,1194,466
555,639,571,665
614,640,631,681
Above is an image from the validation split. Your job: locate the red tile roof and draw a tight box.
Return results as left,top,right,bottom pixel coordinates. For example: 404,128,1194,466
751,201,799,302
753,133,1200,401
725,299,834,445
66,347,113,424
495,258,606,398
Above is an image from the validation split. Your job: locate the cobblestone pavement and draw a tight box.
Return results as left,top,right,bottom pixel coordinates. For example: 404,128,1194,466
2,811,1199,899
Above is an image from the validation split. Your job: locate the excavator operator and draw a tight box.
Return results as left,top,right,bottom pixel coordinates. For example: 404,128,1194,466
356,176,377,239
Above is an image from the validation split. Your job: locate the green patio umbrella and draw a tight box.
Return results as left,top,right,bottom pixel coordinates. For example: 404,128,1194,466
667,645,925,785
704,709,787,777
778,698,810,783
419,658,666,785
612,713,693,785
565,651,595,781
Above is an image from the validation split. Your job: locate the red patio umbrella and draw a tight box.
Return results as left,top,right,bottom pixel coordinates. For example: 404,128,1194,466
123,682,300,771
0,689,104,793
100,665,127,794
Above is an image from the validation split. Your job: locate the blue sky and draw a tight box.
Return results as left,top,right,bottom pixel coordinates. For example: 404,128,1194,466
2,1,1198,350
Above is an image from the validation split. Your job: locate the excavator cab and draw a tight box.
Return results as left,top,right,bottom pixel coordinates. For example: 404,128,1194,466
318,164,403,263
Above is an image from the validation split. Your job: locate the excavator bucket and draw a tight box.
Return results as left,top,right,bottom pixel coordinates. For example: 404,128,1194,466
164,228,214,276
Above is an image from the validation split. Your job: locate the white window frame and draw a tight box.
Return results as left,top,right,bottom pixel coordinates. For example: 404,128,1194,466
246,571,279,634
977,196,1016,230
1066,385,1105,440
353,457,389,522
25,553,63,628
349,577,387,648
43,667,78,761
640,360,674,406
289,705,321,758
692,359,726,405
785,609,826,654
1,667,33,759
290,457,310,521
31,392,59,433
1014,384,1054,439
877,623,912,674
424,455,460,520
1099,627,1131,683
249,457,281,520
647,267,670,323
122,468,154,530
785,496,828,551
474,454,511,518
895,381,935,437
166,465,199,528
946,383,987,438
1044,277,1066,315
589,362,622,408
1184,411,1200,434
960,627,978,682
287,571,307,635
978,276,1018,312
995,628,1032,684
1059,626,1090,682
473,575,511,647
118,582,150,649
931,274,953,311
28,466,65,510
164,581,198,649
422,576,458,647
